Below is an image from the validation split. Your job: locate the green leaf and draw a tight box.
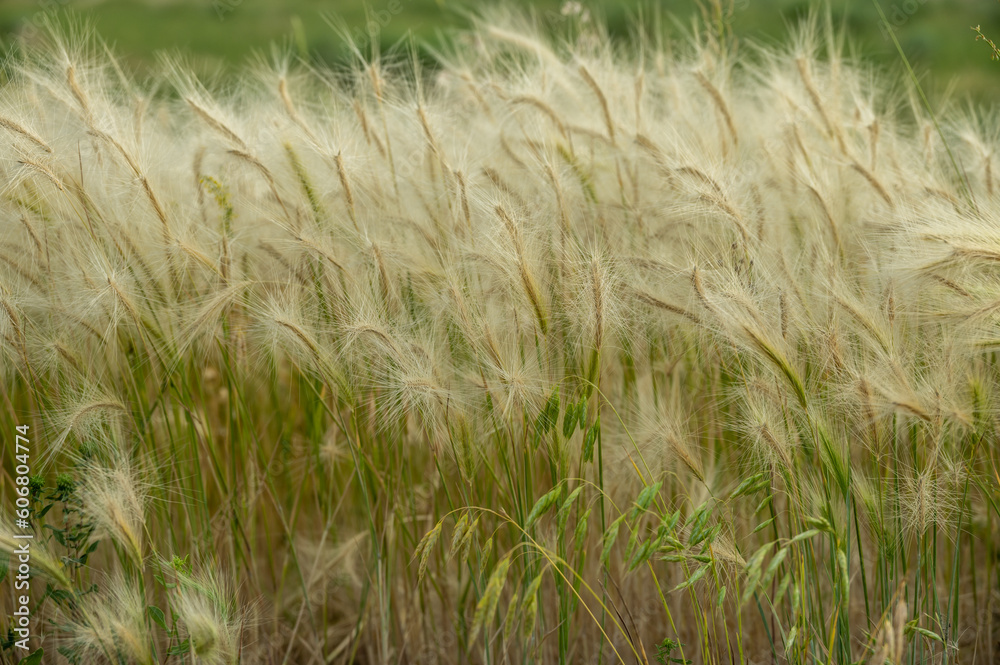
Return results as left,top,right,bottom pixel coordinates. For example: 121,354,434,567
18,649,43,665
44,524,65,547
167,640,191,656
148,605,167,630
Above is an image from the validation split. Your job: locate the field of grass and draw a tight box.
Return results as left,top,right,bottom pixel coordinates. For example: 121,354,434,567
1,5,1000,665
1,0,999,101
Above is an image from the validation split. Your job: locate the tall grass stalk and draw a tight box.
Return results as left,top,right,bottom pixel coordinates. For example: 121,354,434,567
0,7,997,664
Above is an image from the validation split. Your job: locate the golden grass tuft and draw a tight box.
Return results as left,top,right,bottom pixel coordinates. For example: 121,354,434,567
0,9,998,665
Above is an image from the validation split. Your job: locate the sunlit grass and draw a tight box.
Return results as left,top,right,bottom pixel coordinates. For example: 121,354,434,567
0,7,999,664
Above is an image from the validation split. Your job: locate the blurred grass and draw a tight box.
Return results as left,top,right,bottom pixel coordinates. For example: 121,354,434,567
0,0,998,102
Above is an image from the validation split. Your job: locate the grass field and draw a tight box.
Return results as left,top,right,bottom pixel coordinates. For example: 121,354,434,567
2,4,1000,665
1,0,999,100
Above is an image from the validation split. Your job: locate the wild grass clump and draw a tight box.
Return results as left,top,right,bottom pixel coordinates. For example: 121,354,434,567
1,7,1000,664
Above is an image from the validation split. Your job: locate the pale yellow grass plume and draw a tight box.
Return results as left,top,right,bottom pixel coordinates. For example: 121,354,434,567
898,461,965,535
733,378,797,471
250,287,346,392
565,246,628,361
2,8,1000,664
78,457,148,567
171,567,244,665
625,389,705,483
62,573,153,665
0,516,71,589
475,329,548,421
49,392,130,462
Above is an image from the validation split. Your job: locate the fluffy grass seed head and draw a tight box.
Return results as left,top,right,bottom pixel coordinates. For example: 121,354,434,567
78,456,148,567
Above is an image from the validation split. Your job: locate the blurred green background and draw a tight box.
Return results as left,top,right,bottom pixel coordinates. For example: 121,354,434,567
0,0,998,102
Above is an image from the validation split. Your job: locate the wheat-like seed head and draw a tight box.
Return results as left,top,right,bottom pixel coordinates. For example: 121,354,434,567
3,9,1000,661
62,572,152,665
78,456,148,567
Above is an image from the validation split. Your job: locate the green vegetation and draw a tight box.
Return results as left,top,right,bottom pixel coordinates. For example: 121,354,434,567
0,0,998,100
0,5,999,664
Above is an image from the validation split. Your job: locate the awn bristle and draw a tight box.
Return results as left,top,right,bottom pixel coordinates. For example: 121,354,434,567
3,12,999,665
